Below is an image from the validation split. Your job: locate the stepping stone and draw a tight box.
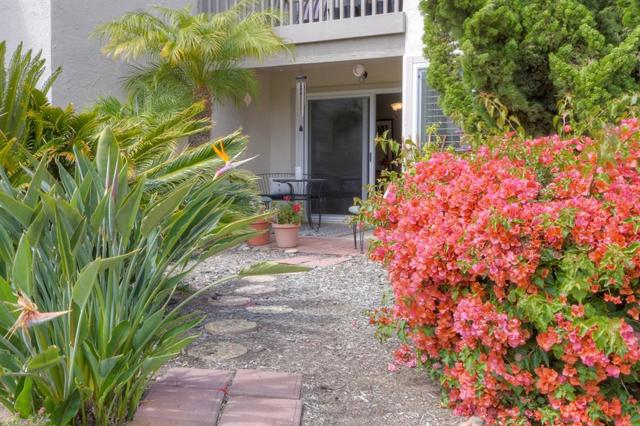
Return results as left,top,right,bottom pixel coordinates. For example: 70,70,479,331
234,284,277,295
270,255,319,265
204,319,257,335
189,342,248,361
271,255,350,268
156,368,233,390
229,369,303,399
209,295,252,307
242,275,276,283
132,385,224,426
459,417,483,426
246,305,293,314
306,256,350,268
218,396,302,426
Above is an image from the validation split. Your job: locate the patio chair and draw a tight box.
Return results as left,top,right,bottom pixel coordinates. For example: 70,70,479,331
257,173,326,228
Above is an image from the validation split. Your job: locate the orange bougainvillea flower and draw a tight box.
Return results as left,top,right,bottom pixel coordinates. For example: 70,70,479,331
6,293,69,338
534,367,559,394
366,119,640,425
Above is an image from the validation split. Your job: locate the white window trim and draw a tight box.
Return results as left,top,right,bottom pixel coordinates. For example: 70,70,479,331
411,61,428,145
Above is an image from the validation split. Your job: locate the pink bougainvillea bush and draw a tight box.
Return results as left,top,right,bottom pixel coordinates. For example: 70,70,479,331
365,121,640,426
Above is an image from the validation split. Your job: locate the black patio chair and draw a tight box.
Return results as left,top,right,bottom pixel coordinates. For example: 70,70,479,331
257,173,326,228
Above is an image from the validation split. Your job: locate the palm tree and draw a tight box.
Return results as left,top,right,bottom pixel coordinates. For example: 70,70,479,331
96,2,289,145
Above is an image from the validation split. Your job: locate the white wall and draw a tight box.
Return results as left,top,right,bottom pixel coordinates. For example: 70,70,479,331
0,0,52,80
50,0,193,109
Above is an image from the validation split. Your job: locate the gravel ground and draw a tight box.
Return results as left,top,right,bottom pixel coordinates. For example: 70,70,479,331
168,245,462,426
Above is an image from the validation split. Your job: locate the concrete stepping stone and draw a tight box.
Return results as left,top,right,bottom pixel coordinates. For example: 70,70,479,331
156,367,233,390
242,275,276,283
131,385,224,426
204,319,257,335
229,369,303,399
218,396,302,426
246,305,293,314
209,295,251,307
271,255,350,268
270,255,319,265
189,342,248,361
234,284,277,295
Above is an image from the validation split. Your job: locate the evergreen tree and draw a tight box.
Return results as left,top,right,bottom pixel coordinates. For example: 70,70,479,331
422,0,640,135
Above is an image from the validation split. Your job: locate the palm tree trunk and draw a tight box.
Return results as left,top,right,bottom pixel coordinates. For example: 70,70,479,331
189,86,213,146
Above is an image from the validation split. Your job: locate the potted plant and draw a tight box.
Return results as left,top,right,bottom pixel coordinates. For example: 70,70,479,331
272,198,303,248
247,203,272,247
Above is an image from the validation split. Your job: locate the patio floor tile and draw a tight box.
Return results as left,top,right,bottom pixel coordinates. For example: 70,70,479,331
229,369,302,399
293,236,366,256
217,396,303,426
156,367,234,390
132,385,224,426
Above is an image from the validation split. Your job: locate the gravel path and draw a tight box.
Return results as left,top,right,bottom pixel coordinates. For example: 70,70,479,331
169,245,461,426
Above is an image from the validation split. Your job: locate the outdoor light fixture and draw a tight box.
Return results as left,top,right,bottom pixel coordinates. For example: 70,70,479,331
390,102,403,111
352,64,368,82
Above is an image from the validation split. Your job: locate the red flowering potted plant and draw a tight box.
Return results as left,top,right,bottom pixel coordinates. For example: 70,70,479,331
272,197,302,248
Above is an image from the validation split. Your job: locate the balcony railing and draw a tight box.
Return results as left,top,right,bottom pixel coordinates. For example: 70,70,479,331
198,0,403,27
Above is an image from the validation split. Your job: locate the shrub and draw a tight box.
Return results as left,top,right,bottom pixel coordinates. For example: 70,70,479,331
365,120,640,425
421,0,640,135
0,128,304,425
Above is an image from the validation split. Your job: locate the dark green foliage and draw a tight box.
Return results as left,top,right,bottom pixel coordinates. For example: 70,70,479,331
422,0,640,135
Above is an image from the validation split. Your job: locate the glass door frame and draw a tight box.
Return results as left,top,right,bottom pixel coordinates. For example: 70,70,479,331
301,88,401,217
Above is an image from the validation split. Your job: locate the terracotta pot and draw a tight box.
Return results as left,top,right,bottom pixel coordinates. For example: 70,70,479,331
272,223,300,248
247,219,271,246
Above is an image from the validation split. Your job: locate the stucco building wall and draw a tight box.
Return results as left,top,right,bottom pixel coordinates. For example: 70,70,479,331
50,0,193,108
0,0,52,80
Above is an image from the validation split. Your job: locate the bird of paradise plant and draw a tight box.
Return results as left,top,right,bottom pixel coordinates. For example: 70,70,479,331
0,128,307,425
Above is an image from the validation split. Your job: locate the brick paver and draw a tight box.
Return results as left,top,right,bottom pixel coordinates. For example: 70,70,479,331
156,367,233,390
264,236,366,256
133,367,303,426
229,369,302,400
218,396,303,426
131,385,225,426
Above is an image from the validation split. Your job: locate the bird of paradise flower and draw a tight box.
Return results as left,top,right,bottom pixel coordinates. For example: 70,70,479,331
211,141,257,178
6,293,69,339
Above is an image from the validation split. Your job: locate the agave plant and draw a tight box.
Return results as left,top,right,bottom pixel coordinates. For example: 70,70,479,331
0,128,305,425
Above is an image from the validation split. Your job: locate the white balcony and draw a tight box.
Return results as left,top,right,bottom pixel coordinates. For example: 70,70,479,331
198,0,405,44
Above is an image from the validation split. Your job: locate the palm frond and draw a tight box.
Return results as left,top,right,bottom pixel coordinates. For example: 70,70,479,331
97,4,289,111
141,130,249,191
95,11,171,61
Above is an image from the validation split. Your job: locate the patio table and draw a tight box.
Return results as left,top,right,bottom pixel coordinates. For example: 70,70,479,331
273,177,327,229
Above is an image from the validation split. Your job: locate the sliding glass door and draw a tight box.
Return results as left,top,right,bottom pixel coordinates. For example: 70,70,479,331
307,97,370,215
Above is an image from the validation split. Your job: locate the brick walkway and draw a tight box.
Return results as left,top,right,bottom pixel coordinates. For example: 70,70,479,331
260,235,368,257
131,368,303,426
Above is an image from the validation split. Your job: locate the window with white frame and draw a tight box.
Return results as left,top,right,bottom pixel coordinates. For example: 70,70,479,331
415,67,462,149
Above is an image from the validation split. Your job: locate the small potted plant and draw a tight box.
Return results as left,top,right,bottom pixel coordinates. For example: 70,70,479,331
247,201,272,247
272,198,302,248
